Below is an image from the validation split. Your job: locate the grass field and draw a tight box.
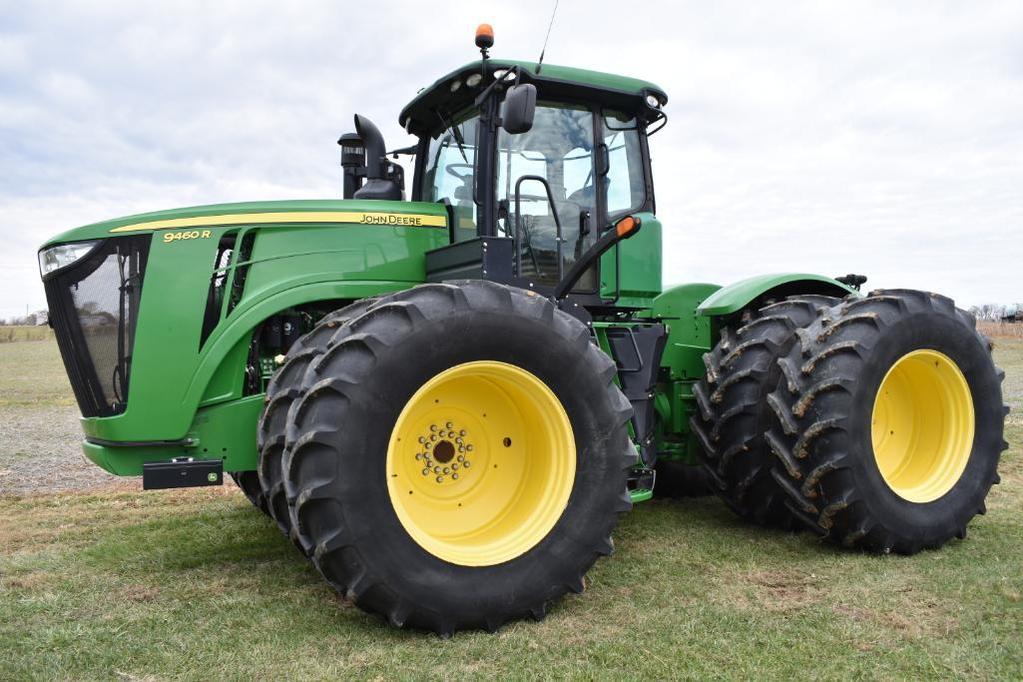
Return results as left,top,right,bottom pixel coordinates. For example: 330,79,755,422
0,325,54,344
1,338,1020,679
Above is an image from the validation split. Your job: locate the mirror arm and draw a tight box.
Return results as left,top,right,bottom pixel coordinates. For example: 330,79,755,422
553,216,642,301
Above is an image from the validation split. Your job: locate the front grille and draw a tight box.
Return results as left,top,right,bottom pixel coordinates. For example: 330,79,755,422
43,235,151,417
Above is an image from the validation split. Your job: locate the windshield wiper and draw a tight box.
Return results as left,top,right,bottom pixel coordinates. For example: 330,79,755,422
435,111,468,163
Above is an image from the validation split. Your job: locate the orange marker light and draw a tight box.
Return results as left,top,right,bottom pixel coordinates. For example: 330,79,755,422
615,215,641,238
475,23,494,49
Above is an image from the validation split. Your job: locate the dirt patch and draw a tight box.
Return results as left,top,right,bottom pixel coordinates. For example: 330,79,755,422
121,584,161,602
832,592,959,640
740,569,822,611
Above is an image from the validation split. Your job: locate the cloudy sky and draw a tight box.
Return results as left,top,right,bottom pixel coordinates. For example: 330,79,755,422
2,0,1021,319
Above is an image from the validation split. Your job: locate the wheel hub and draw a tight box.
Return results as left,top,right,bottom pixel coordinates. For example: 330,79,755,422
386,361,576,566
414,421,474,484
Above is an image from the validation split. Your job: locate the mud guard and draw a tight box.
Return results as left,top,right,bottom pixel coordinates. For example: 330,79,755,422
696,273,857,317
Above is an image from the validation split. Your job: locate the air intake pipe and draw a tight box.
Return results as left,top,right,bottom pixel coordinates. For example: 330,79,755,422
354,114,385,180
352,114,402,200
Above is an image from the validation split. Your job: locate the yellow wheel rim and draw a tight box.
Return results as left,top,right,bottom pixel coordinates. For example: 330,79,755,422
386,361,576,566
871,349,974,503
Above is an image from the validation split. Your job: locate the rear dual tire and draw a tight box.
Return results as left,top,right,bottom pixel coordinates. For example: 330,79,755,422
690,295,838,526
765,290,1008,553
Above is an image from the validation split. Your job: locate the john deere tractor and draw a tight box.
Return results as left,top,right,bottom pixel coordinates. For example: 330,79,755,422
38,27,1007,635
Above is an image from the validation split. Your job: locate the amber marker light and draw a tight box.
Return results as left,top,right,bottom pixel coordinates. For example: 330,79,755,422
615,215,641,238
475,23,494,49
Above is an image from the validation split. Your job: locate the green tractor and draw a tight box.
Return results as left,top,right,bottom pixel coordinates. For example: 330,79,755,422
38,27,1007,635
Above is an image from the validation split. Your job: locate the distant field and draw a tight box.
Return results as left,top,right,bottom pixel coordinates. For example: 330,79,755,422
0,325,53,343
0,338,1020,679
980,321,1023,339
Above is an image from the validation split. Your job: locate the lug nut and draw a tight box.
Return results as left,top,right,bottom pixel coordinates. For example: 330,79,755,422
457,454,464,461
463,461,471,468
452,473,459,480
436,476,444,483
430,434,437,441
415,453,422,460
421,468,429,476
446,422,453,429
452,463,459,471
418,436,426,444
459,429,466,436
443,467,450,474
433,466,441,474
466,444,474,452
430,425,438,432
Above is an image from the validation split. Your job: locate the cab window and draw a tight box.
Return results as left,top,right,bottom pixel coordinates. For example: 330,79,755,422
424,115,479,242
603,111,647,218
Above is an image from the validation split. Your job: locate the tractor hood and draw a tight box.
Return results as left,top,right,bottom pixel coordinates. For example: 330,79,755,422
39,199,448,249
39,198,448,448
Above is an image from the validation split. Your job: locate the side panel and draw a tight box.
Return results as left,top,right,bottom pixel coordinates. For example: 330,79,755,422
600,212,662,307
696,273,856,317
647,283,721,464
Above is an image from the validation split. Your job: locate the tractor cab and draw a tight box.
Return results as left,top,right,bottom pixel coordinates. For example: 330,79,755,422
342,32,667,303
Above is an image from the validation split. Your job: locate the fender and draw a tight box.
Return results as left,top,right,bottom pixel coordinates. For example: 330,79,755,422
696,273,857,317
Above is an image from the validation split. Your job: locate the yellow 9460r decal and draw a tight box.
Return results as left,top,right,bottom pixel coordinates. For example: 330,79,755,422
110,211,447,234
163,230,212,243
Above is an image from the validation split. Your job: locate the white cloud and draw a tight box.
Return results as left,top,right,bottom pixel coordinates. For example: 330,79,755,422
1,0,1021,318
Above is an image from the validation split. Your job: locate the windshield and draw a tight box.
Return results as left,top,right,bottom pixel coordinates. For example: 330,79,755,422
423,114,480,242
497,102,597,290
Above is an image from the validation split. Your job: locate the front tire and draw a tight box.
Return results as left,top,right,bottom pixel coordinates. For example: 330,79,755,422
282,281,635,634
257,298,379,551
765,290,1008,553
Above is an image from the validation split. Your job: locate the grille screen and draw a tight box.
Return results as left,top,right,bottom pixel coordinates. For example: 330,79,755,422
43,235,151,417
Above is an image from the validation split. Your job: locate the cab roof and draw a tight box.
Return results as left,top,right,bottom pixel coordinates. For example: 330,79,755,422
399,60,668,136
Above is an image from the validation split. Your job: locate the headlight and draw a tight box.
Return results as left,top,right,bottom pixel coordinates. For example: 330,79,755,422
38,240,99,277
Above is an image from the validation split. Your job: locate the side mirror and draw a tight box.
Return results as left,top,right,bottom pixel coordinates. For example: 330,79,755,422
502,83,536,134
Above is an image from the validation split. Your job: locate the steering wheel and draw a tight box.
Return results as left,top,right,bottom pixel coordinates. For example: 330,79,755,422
445,164,474,181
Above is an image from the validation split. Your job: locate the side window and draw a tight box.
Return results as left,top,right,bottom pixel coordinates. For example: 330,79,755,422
603,112,646,218
424,116,479,241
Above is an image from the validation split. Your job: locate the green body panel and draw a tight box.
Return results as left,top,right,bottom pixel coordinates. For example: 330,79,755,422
84,395,265,475
600,213,662,307
696,273,856,316
647,283,722,464
59,200,449,474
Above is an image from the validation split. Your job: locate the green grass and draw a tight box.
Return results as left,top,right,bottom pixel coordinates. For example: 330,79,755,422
0,326,54,343
0,341,1020,680
0,339,75,407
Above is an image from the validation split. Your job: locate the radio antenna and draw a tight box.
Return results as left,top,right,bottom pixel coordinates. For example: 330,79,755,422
535,0,559,75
